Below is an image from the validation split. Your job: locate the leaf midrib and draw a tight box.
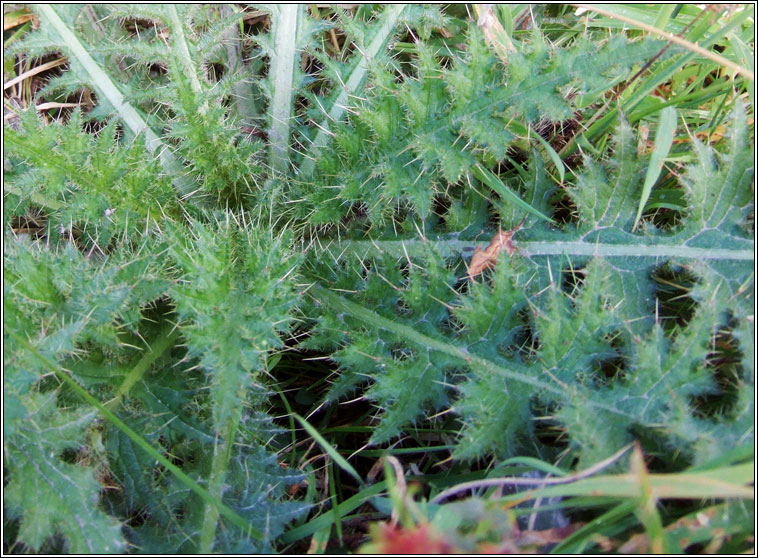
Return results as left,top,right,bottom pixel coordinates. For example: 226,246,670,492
324,236,754,261
311,284,639,422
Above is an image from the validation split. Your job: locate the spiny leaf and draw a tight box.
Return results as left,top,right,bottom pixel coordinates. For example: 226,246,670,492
21,5,194,196
4,109,178,248
5,432,126,553
167,219,300,433
305,108,754,465
299,4,409,177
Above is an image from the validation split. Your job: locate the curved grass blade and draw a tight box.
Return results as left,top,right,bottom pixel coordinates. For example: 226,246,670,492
499,456,568,478
550,500,637,553
533,130,566,185
498,461,754,502
472,164,555,223
574,4,754,81
106,323,181,409
280,481,388,544
293,413,365,486
562,7,753,156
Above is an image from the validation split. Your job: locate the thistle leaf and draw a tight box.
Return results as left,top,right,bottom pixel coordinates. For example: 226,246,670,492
307,107,754,464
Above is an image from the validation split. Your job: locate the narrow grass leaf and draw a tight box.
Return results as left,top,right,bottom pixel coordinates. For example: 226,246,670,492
533,132,566,184
110,324,180,405
653,4,676,30
630,443,666,553
472,164,555,223
633,106,677,231
550,500,638,553
575,4,754,81
499,456,568,478
294,413,365,486
500,462,754,503
308,526,332,554
281,482,388,543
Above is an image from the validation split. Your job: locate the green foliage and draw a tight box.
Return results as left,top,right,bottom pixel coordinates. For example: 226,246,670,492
5,402,125,554
298,28,669,226
4,236,167,553
305,108,754,468
106,419,308,553
4,216,307,553
4,109,177,249
102,5,267,207
167,218,300,433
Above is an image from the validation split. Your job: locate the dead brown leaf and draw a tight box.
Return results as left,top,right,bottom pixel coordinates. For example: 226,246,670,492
467,217,526,279
4,10,38,31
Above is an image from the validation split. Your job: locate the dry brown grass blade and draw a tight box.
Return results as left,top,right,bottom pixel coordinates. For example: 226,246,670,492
4,10,37,31
35,102,82,111
4,57,67,90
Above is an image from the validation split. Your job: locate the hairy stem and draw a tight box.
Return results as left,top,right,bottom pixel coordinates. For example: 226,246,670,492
326,236,754,262
199,412,241,553
268,4,301,175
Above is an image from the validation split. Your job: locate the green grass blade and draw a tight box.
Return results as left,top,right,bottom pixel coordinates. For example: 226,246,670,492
309,526,332,554
533,132,566,185
550,500,637,553
577,4,754,81
109,324,180,407
328,463,344,545
630,444,666,553
653,4,676,30
498,462,754,503
499,456,568,477
569,7,753,155
472,164,555,223
280,481,388,543
271,373,299,469
688,443,753,472
293,413,365,486
633,105,677,231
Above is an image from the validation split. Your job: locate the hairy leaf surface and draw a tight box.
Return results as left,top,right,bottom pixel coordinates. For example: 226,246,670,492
306,107,754,466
